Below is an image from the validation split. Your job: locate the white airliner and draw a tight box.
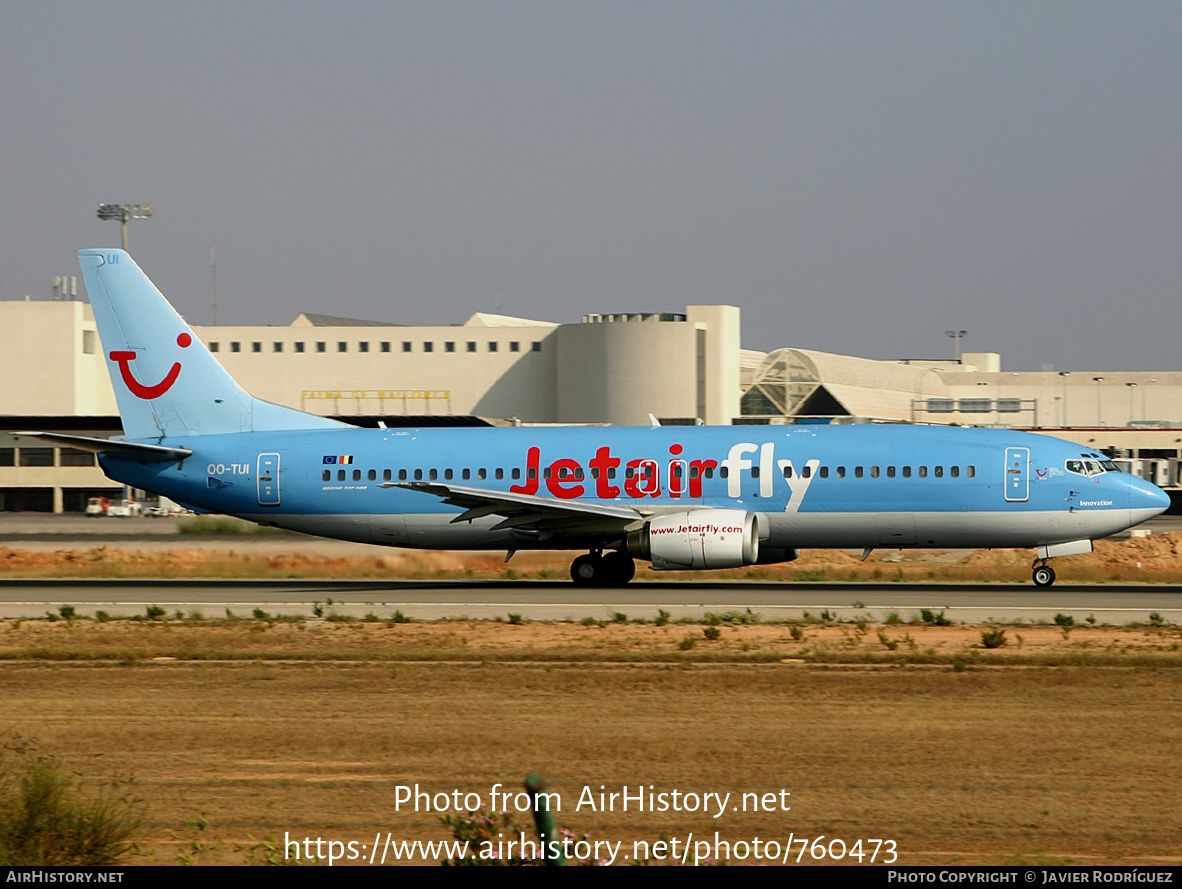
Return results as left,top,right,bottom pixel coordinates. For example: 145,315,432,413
19,250,1171,587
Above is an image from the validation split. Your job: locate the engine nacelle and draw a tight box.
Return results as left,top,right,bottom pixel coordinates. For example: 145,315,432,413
627,509,760,570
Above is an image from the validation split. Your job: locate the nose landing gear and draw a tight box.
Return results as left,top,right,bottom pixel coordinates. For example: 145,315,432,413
570,550,636,587
1032,560,1056,587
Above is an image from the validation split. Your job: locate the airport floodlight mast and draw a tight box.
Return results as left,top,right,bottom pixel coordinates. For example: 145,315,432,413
96,203,152,251
945,330,968,362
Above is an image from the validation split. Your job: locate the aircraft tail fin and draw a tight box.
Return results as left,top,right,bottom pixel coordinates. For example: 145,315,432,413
79,249,346,439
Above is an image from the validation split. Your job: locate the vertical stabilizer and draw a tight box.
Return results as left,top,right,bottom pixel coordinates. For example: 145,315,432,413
79,249,345,439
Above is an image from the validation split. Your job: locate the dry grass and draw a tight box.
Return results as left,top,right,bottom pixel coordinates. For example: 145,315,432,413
0,617,1180,668
4,530,1182,583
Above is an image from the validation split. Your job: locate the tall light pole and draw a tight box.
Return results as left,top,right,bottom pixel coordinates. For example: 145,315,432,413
97,203,152,251
945,330,968,362
1058,372,1071,426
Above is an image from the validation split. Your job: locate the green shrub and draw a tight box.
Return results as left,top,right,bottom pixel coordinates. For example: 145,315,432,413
980,628,1007,649
0,739,142,866
920,609,952,626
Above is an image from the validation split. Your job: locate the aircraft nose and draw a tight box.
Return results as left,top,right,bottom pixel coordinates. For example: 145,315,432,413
1128,476,1171,519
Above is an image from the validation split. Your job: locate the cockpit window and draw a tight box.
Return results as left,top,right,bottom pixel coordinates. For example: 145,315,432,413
1066,459,1119,476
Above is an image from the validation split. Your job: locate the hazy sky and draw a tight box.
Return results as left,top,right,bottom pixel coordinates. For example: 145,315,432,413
2,1,1180,370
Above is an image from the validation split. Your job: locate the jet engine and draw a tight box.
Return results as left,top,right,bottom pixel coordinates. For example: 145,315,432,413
627,509,760,570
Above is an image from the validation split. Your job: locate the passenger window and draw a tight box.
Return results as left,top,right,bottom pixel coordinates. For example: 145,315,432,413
462,469,470,480
429,469,438,480
934,466,944,478
918,466,928,478
870,466,880,478
383,469,391,481
819,466,829,479
478,468,486,480
337,470,345,481
855,466,864,478
966,466,976,477
950,466,960,478
902,466,911,478
887,466,896,478
322,470,330,481
368,469,376,481
801,466,811,478
399,469,407,481
444,469,453,480
414,469,423,480
495,468,504,480
836,466,845,478
782,465,793,478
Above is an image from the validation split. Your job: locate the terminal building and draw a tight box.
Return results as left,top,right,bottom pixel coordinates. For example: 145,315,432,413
2,294,1181,511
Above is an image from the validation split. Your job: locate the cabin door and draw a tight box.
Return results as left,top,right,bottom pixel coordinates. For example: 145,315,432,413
1004,447,1029,502
257,453,281,506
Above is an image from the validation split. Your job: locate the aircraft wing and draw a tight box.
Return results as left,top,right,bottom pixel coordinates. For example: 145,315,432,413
383,481,647,534
14,432,192,463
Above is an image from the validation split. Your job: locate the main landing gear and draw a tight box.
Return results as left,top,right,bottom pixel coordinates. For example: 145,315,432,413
570,550,636,587
1032,560,1056,587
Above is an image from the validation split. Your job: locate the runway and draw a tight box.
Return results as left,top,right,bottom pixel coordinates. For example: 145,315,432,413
1,578,1177,624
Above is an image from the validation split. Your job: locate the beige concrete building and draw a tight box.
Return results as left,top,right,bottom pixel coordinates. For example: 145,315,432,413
2,294,1180,509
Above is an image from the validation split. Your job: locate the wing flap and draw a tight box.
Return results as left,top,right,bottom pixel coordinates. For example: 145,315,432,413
382,481,645,534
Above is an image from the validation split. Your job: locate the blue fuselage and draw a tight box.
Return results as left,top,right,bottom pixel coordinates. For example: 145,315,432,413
100,423,1168,552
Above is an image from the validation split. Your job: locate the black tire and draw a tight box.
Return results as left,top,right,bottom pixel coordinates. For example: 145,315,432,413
570,553,603,586
599,551,636,587
1032,565,1056,587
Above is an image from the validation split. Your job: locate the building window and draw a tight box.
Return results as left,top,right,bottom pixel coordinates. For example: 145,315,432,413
531,341,541,352
510,341,520,352
359,342,369,353
252,342,261,353
316,342,326,353
295,342,305,353
230,342,240,353
273,342,283,352
209,342,219,352
338,342,347,352
59,448,95,467
467,342,476,353
488,342,498,352
402,342,412,353
445,341,455,353
381,342,390,352
82,330,96,354
423,342,433,353
18,446,53,468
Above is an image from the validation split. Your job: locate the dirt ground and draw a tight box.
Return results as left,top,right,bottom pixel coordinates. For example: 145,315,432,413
0,618,1178,867
1,525,1179,866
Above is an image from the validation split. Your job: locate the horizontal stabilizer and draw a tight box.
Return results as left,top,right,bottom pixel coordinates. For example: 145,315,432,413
14,432,192,463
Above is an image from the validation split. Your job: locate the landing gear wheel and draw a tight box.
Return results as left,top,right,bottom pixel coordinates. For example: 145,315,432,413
599,551,636,587
1032,564,1056,587
570,553,603,586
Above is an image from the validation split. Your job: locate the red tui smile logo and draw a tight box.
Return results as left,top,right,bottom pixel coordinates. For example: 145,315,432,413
109,333,191,399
